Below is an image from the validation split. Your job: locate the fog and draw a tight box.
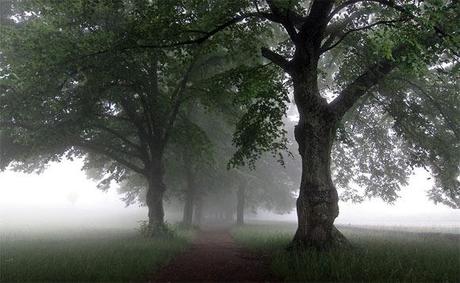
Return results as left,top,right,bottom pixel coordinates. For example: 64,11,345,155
1,159,459,233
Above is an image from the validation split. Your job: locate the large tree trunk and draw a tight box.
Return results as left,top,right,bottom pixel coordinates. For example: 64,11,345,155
236,183,245,226
291,69,349,250
145,159,167,236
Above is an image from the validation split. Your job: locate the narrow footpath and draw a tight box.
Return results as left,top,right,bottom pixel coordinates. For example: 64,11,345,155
149,227,278,282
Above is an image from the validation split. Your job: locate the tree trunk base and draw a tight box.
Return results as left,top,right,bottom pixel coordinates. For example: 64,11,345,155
140,221,174,238
288,226,352,251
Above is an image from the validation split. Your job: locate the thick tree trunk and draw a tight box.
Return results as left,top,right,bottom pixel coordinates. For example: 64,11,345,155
236,183,245,226
291,71,349,250
145,160,167,236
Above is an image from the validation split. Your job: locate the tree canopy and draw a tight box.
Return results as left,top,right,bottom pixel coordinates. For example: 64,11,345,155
0,0,458,249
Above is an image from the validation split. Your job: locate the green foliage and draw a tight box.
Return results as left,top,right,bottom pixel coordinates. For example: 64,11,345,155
315,1,460,207
1,0,459,212
332,102,412,203
0,0,270,193
229,65,290,169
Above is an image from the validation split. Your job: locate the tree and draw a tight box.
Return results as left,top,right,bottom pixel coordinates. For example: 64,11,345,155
200,110,299,226
241,1,459,249
2,0,458,249
140,0,459,249
0,0,278,234
0,0,249,234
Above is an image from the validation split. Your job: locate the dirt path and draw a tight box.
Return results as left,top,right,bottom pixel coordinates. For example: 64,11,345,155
149,227,278,282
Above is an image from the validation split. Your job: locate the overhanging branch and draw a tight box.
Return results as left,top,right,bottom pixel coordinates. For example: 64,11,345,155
393,78,460,139
320,19,405,53
162,59,196,144
328,0,408,21
91,123,143,153
75,141,145,175
261,47,290,72
330,59,396,119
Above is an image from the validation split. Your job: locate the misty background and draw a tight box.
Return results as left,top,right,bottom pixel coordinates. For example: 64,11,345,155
1,158,459,232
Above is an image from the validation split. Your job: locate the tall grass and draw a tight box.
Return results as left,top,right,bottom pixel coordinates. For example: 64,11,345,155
232,223,460,282
0,227,194,282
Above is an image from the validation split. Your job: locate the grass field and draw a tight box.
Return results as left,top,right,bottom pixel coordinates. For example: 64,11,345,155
0,227,194,282
232,222,460,282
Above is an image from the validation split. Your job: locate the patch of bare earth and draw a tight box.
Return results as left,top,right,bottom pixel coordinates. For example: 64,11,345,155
148,227,278,282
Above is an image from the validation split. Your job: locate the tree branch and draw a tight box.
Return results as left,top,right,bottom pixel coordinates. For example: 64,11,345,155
138,12,267,48
261,47,291,72
320,19,405,53
330,58,396,118
328,0,456,49
67,11,279,64
118,97,153,163
393,78,460,139
328,0,408,21
308,0,336,24
266,0,299,41
162,59,196,144
75,141,145,175
91,123,143,153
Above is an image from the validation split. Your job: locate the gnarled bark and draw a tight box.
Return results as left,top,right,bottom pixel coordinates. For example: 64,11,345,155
292,119,348,249
291,71,350,250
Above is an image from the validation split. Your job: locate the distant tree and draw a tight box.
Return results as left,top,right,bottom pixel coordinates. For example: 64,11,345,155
199,111,299,226
113,102,298,228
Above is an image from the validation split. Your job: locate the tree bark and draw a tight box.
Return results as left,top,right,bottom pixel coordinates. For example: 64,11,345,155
236,183,245,226
291,70,349,250
145,159,167,236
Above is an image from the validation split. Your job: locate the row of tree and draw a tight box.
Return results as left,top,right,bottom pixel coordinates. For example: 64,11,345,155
1,0,458,250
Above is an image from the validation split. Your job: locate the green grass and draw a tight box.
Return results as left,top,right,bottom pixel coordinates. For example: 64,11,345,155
232,222,460,282
0,227,194,282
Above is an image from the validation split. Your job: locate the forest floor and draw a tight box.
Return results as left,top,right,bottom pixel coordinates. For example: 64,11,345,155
149,226,278,282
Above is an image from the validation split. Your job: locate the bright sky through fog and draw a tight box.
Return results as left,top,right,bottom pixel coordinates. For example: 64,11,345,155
0,159,146,230
0,159,459,230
